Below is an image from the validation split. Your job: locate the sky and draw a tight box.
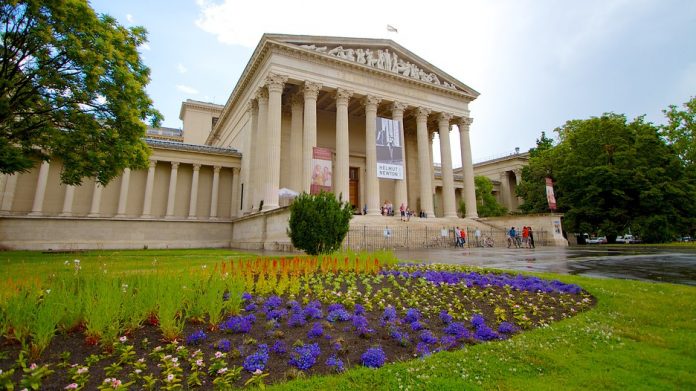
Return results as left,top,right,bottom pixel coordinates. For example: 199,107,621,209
90,0,696,165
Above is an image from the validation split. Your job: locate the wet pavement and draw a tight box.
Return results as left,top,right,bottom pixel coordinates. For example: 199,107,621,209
393,246,696,286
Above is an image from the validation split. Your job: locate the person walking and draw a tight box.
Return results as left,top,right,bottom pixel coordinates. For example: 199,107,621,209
529,226,535,248
507,227,516,248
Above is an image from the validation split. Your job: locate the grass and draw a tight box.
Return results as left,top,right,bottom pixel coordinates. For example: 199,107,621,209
0,249,694,390
270,272,696,390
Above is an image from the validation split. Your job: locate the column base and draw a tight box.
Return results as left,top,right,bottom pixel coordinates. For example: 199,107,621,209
87,213,100,218
59,212,73,217
114,213,126,218
187,216,198,220
28,211,43,216
140,214,153,219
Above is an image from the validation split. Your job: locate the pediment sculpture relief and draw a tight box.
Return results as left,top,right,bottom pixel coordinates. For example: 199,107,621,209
299,44,457,90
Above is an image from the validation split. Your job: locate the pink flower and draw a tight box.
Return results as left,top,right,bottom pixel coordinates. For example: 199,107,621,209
214,351,223,359
29,363,37,370
195,359,204,367
217,367,227,374
166,374,175,382
64,384,78,390
76,367,88,374
253,369,263,375
119,336,127,343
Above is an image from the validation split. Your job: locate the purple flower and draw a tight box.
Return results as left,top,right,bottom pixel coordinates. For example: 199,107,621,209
470,314,486,329
307,322,324,339
214,338,231,352
302,306,323,320
242,344,269,373
327,303,345,312
361,346,386,368
326,355,345,372
242,292,253,301
389,327,410,346
352,315,374,336
444,322,470,340
286,300,302,312
288,313,307,327
185,330,207,346
419,330,438,345
327,308,351,322
439,310,453,324
354,304,366,316
219,314,256,334
474,324,500,341
498,322,517,334
440,335,458,349
244,303,257,312
410,321,425,331
403,308,421,324
266,308,288,321
289,343,321,371
271,340,287,355
382,306,397,322
416,342,431,357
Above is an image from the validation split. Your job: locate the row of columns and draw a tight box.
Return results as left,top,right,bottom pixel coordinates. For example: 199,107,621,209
246,72,477,219
1,160,240,219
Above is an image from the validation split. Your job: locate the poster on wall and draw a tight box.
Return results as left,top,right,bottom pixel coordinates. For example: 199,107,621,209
545,177,557,211
310,147,333,195
376,117,404,179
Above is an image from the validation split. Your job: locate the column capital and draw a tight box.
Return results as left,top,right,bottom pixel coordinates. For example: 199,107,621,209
148,159,157,168
335,88,353,104
192,163,201,171
303,81,322,99
458,117,474,130
438,112,453,125
213,165,222,173
391,101,408,115
232,167,240,174
170,161,180,169
363,95,381,110
499,171,508,180
255,87,269,102
416,107,431,121
291,93,304,108
247,100,258,112
265,73,288,93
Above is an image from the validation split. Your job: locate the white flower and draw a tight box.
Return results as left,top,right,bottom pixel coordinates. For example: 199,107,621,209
29,363,37,370
166,374,175,382
77,366,88,374
215,351,223,358
74,259,80,264
195,359,204,367
217,367,227,374
253,369,263,375
119,336,127,343
64,384,79,390
134,369,142,374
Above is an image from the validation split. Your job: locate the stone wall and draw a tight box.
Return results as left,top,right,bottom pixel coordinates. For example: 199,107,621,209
0,217,233,251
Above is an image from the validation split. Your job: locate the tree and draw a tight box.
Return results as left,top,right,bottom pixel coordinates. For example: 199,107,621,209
474,176,507,217
516,131,559,213
287,192,353,255
661,96,695,170
518,114,696,242
0,0,162,185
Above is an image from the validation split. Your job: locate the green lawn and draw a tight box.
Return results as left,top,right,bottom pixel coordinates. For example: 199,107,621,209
1,249,694,390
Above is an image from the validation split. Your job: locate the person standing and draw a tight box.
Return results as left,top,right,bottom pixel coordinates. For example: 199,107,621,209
522,226,530,248
474,227,481,247
508,227,516,248
400,203,406,221
529,226,535,248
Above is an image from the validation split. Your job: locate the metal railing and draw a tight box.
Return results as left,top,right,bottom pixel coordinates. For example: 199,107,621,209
342,226,550,251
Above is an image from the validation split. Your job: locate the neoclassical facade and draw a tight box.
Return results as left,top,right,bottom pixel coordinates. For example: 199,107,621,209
0,34,566,250
199,34,480,219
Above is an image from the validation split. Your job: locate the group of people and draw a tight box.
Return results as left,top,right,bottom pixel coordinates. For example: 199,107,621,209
507,226,535,248
454,226,467,247
381,201,394,216
398,203,414,221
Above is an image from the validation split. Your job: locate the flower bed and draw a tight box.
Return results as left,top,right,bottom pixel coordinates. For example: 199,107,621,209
0,258,595,389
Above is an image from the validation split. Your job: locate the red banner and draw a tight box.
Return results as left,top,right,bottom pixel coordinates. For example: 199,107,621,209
545,177,557,211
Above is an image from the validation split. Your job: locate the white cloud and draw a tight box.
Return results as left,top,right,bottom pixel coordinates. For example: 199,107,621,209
176,85,199,94
177,63,187,74
126,14,134,23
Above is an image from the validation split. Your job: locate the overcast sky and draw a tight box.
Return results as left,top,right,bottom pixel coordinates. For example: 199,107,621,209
91,0,696,165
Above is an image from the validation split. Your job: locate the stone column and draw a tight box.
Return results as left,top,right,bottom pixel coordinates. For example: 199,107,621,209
364,95,381,215
231,167,240,217
513,168,523,210
335,88,353,202
438,113,457,218
302,82,321,193
263,74,287,211
458,117,478,218
188,164,201,219
499,171,511,211
416,107,434,217
165,161,179,218
59,185,75,217
87,182,103,217
29,161,50,216
392,102,409,209
1,174,18,213
289,93,303,192
254,89,268,211
115,168,131,217
210,165,221,218
244,100,258,213
141,160,157,218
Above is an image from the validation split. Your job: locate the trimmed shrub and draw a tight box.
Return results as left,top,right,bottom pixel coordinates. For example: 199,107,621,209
287,191,353,255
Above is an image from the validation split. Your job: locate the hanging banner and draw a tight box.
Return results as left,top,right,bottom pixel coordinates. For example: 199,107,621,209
310,147,333,194
376,117,404,179
545,177,557,211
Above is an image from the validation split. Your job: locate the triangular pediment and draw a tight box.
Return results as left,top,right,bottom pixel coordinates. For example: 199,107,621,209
263,34,478,97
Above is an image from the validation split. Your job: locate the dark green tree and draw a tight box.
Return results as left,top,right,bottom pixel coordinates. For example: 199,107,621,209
474,176,507,217
516,131,559,213
287,192,353,255
518,114,696,242
661,96,695,170
0,0,162,185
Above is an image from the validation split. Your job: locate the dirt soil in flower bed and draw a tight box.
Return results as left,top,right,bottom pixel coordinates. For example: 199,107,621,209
0,270,596,389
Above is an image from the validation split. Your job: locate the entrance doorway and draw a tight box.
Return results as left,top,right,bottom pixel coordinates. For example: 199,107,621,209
349,167,360,212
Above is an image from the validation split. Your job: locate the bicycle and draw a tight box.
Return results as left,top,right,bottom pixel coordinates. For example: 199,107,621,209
483,236,494,247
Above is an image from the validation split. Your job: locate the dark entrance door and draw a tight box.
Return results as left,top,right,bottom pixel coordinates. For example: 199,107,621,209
349,167,360,212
